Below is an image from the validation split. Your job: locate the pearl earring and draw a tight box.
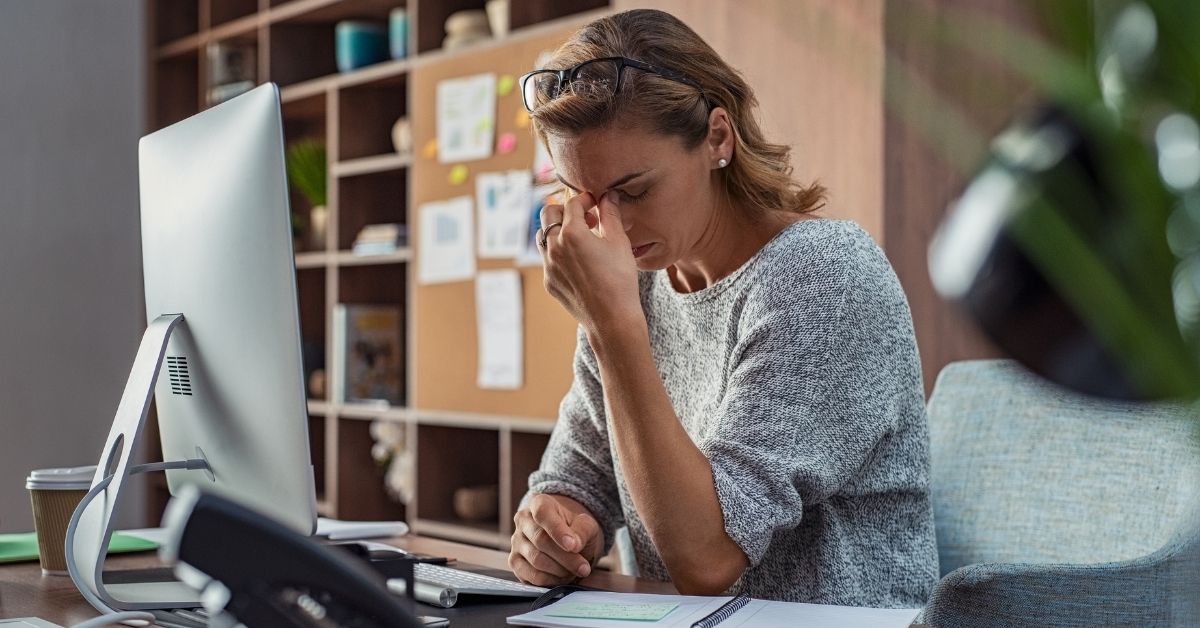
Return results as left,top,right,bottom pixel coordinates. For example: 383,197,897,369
718,158,728,168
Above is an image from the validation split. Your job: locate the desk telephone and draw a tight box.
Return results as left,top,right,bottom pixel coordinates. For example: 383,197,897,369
163,487,423,628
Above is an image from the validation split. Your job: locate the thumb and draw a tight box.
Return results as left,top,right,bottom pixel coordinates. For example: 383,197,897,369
568,510,603,556
597,192,629,242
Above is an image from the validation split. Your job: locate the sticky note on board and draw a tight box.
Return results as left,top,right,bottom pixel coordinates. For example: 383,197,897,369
498,132,517,154
497,74,516,96
448,164,469,185
515,108,531,129
546,601,679,621
423,139,439,160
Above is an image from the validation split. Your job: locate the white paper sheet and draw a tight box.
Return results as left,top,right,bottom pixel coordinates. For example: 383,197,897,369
476,269,523,389
437,73,497,163
418,196,476,284
477,170,534,258
507,591,922,628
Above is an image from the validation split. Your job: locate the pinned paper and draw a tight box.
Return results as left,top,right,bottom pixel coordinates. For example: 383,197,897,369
497,132,517,154
515,108,531,129
497,74,516,96
477,170,533,258
422,139,439,160
418,196,475,284
448,164,469,185
476,269,523,390
437,73,497,162
517,182,565,267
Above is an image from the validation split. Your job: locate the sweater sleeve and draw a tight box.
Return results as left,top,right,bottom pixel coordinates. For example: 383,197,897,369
526,327,624,553
698,246,919,567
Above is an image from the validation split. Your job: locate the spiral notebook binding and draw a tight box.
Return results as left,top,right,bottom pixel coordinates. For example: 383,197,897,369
691,593,751,628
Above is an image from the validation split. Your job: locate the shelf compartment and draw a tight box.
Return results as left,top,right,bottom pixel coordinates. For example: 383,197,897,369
310,414,327,497
335,248,412,267
155,0,200,45
335,418,407,520
210,0,260,28
416,426,501,534
337,265,409,407
154,51,200,128
506,430,551,522
333,153,411,178
268,22,338,87
336,170,407,250
414,0,487,54
297,267,328,400
337,78,407,161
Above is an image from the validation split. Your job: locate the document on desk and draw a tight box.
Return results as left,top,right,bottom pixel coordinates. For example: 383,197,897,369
507,591,921,628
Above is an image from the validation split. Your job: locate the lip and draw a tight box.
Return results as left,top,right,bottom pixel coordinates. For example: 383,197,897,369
631,243,655,258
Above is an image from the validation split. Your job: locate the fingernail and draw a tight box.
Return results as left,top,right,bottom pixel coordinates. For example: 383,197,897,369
577,563,591,577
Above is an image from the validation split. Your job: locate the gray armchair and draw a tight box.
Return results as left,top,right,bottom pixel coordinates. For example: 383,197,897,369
919,360,1200,626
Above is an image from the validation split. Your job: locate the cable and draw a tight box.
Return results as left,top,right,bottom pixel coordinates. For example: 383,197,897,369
65,458,211,627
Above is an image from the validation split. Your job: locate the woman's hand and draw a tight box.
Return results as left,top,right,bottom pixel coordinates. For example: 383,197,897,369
539,191,643,334
509,493,605,587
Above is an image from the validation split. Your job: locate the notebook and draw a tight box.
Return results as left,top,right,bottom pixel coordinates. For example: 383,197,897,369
506,591,922,628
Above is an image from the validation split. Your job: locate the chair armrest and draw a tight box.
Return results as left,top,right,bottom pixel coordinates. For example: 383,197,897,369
918,536,1198,627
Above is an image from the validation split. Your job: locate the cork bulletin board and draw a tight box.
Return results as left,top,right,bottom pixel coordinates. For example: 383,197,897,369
411,25,585,418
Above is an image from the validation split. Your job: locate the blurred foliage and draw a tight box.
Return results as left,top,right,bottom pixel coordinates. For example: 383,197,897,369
895,0,1200,399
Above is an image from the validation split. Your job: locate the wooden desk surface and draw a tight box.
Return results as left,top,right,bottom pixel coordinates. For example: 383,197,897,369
0,534,676,626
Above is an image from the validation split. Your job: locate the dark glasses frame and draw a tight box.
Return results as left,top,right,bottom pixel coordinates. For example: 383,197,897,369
519,56,710,112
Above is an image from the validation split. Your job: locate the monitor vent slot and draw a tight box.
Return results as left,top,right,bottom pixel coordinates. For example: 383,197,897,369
166,356,193,396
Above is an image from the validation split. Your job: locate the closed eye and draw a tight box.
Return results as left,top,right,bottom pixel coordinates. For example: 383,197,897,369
617,188,649,203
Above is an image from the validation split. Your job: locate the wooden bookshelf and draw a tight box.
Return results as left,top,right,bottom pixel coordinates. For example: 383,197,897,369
146,0,611,548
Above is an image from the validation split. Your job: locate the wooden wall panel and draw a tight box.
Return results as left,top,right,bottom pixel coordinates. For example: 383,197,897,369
883,0,1035,392
613,0,885,241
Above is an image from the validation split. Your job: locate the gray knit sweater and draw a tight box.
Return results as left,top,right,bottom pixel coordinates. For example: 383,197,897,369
527,219,938,607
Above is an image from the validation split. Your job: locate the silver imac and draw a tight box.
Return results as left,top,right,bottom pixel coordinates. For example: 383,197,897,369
69,83,316,611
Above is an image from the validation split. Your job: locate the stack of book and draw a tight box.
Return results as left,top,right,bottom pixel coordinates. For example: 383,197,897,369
352,223,407,256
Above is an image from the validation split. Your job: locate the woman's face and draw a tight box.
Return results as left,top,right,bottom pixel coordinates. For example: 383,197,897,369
548,124,720,271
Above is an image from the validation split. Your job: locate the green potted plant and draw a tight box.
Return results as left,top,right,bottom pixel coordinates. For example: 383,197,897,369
285,139,328,251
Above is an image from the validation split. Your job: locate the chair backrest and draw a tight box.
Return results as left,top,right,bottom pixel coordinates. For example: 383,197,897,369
928,360,1198,576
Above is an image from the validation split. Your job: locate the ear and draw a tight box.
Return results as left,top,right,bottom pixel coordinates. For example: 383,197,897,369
705,107,734,169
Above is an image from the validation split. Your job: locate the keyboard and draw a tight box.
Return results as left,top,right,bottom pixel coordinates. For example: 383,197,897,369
386,562,548,608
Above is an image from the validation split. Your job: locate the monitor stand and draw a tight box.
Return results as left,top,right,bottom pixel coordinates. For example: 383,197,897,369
68,313,210,611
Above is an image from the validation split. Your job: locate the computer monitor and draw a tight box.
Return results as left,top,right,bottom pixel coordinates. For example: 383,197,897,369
69,83,316,611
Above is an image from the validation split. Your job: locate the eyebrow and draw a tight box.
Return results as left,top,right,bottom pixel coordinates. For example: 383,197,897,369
556,170,650,193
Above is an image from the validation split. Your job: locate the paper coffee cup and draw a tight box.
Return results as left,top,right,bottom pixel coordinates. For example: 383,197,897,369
26,465,94,576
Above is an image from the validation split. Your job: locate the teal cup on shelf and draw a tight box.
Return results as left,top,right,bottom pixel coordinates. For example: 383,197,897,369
335,20,389,73
389,8,409,60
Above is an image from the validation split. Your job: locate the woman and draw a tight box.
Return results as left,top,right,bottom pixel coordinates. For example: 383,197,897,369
509,9,937,607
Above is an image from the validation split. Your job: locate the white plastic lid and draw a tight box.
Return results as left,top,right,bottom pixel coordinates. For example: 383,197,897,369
26,465,95,491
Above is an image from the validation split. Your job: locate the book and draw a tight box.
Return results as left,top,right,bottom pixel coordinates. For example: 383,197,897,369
332,304,404,406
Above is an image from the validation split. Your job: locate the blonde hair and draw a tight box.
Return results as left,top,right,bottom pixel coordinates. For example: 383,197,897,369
530,9,825,216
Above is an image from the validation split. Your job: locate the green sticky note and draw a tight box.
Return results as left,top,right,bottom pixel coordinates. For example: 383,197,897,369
0,532,158,564
497,74,516,97
546,601,679,622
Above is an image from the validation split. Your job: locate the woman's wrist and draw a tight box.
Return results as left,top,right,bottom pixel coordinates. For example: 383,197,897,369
585,311,649,360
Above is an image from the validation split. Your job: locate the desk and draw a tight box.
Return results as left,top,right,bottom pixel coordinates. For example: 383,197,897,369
0,534,676,627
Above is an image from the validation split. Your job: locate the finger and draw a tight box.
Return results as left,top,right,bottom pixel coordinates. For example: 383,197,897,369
518,513,588,578
539,203,564,231
529,497,581,552
584,207,600,230
508,551,568,587
518,512,591,576
597,191,629,242
512,533,571,578
561,191,594,231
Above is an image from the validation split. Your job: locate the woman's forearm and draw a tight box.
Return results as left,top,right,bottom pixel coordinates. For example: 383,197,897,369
587,320,749,594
